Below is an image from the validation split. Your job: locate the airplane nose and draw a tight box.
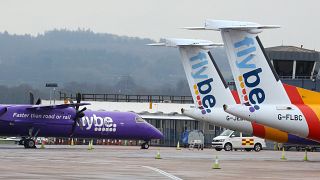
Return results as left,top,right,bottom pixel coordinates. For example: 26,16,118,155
146,123,164,139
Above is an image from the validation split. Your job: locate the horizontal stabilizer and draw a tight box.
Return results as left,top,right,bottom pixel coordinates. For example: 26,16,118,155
26,103,90,110
147,38,223,47
185,20,280,34
147,43,166,46
182,27,206,30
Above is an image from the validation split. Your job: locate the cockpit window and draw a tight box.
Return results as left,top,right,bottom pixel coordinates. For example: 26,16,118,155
135,116,145,123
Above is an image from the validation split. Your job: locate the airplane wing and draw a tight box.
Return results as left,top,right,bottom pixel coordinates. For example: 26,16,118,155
26,103,90,110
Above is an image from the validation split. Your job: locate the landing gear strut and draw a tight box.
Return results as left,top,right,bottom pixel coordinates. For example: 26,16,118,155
141,141,150,149
19,137,26,145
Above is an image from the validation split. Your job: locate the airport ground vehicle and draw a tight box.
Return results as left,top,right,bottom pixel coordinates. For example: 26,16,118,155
181,130,204,149
212,129,266,152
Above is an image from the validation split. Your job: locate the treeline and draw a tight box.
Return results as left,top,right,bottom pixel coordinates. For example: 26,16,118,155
0,29,231,103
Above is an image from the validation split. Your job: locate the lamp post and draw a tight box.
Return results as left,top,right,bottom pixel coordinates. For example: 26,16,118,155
45,83,58,105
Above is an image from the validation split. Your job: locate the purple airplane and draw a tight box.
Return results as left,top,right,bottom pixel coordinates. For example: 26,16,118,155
0,93,163,149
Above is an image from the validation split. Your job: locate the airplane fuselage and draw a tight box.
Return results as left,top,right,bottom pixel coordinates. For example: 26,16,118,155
225,103,320,143
0,105,162,141
183,106,319,145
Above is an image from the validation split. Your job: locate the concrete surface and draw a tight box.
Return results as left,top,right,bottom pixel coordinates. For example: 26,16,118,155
0,145,319,179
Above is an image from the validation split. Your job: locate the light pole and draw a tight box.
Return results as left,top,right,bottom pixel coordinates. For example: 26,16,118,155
45,83,58,104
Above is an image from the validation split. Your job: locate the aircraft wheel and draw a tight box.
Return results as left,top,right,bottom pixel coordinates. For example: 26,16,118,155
254,143,262,152
141,142,149,149
144,143,149,149
224,143,232,151
245,148,252,152
24,139,36,149
215,148,222,151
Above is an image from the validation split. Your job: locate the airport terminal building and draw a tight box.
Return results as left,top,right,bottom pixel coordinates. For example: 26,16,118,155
53,45,320,147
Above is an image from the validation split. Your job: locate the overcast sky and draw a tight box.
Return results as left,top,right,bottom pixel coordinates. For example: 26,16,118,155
1,0,319,50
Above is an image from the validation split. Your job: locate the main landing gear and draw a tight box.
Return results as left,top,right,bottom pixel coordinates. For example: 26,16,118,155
19,128,39,149
19,137,36,149
141,141,150,149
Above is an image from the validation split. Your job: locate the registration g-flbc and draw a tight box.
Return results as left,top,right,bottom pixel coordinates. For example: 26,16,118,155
277,114,303,121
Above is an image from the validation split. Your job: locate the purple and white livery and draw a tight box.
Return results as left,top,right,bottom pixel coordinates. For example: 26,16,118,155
0,99,163,149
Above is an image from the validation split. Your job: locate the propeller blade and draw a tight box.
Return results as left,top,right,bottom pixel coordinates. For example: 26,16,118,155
78,120,84,130
78,107,87,114
71,121,77,135
76,93,81,103
76,93,81,110
29,92,34,105
35,98,42,105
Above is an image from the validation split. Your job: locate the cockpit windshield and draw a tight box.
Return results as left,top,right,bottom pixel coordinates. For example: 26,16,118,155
219,129,234,136
135,116,145,123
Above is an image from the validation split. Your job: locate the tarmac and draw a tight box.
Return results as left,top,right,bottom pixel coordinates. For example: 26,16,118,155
0,144,319,179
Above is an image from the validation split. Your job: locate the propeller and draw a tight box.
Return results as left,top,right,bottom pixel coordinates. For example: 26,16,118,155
29,92,42,105
70,93,87,135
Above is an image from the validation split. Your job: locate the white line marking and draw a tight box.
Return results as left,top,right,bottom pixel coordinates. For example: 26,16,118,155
142,166,183,180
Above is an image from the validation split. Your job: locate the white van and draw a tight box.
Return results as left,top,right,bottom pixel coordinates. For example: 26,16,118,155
212,129,266,152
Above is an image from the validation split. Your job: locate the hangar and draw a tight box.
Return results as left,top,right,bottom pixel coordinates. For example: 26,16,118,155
52,45,320,147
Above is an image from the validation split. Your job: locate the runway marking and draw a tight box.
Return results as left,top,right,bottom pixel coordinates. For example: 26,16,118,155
142,166,183,180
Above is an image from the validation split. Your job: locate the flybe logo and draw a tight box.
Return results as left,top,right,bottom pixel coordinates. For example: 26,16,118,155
234,37,265,112
81,114,117,132
189,52,216,114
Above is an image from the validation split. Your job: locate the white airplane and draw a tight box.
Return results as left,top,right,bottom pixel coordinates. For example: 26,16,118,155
187,19,320,143
148,38,319,149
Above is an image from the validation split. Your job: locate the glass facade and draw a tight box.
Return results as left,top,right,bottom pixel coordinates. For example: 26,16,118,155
273,60,293,77
296,61,315,77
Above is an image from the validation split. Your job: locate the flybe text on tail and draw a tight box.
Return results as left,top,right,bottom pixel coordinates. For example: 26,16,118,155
190,52,215,114
235,37,265,112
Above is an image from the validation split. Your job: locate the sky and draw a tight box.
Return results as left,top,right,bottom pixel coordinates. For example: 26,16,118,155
1,0,319,50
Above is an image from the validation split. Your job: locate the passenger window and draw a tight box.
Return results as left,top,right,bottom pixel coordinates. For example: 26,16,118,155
231,131,240,137
242,133,252,137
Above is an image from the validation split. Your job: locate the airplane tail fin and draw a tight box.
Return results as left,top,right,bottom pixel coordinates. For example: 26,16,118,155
186,20,291,108
149,38,234,114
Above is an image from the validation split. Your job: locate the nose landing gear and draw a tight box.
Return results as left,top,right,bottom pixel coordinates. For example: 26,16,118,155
19,138,36,148
24,139,36,148
19,128,39,149
141,141,150,149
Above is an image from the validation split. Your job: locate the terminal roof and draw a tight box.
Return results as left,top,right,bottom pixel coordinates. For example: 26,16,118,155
266,46,320,61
